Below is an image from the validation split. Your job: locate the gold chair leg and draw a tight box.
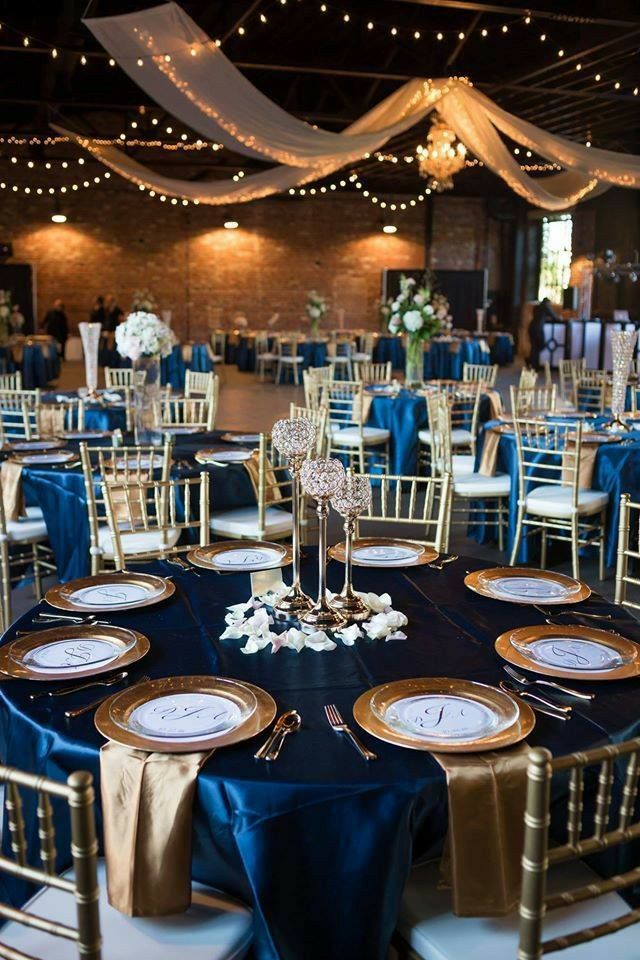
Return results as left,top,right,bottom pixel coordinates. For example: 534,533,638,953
510,507,525,566
540,526,547,569
599,509,606,581
32,543,42,600
570,515,580,580
498,498,504,553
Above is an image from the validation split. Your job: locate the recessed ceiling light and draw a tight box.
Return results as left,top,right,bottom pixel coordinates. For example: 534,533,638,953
224,220,239,229
51,213,67,223
382,224,397,234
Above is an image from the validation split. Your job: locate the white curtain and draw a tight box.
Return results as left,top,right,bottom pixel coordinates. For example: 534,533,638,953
75,2,640,211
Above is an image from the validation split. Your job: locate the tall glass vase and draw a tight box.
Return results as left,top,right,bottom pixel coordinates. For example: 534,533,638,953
610,329,638,429
404,336,423,388
133,354,162,445
78,322,101,398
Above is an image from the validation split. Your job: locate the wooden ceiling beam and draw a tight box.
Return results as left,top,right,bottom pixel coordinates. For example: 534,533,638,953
384,0,640,29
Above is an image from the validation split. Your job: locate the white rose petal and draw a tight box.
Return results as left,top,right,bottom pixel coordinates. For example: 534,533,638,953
336,623,363,646
283,628,307,652
304,630,338,652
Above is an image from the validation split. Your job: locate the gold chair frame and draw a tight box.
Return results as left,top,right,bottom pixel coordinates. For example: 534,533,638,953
353,361,393,384
615,493,640,612
355,471,452,553
462,362,498,388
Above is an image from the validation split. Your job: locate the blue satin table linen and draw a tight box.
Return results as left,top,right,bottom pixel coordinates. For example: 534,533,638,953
423,338,489,380
372,335,405,369
1,555,639,960
472,422,640,566
236,337,327,374
20,343,59,388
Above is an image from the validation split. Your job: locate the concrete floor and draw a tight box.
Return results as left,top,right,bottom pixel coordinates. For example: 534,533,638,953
9,358,623,625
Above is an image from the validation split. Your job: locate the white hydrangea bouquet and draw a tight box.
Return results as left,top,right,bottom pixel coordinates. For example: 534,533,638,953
305,289,328,338
387,273,450,385
131,288,156,313
115,311,176,361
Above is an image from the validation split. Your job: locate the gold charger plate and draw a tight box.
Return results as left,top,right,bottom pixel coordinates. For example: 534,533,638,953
495,624,640,681
329,537,438,568
4,438,66,452
9,449,77,465
45,572,175,613
187,540,293,572
353,677,535,754
194,447,253,465
464,567,591,606
0,625,149,681
95,675,276,753
61,430,109,440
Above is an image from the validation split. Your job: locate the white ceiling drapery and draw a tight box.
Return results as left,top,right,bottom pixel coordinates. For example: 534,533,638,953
73,2,640,210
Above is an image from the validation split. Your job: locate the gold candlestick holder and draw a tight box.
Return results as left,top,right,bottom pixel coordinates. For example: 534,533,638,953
271,418,318,617
331,469,372,622
299,457,347,630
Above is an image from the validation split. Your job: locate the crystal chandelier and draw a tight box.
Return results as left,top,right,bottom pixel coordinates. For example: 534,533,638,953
417,119,467,192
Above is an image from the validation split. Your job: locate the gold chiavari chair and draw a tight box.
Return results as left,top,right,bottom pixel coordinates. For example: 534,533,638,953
353,361,392,384
0,762,254,959
355,471,452,552
325,380,390,472
542,359,553,387
510,384,557,417
275,336,304,385
210,432,294,540
102,472,210,569
351,332,375,365
615,493,640,611
0,371,22,391
0,389,40,442
428,391,510,551
289,402,327,456
326,338,355,381
153,396,216,432
80,441,173,574
0,473,54,630
418,382,482,467
518,367,538,390
184,370,220,418
462,362,498,388
37,399,85,436
256,332,278,382
395,739,640,960
303,366,333,409
558,358,585,409
104,367,134,389
575,369,607,415
510,418,607,579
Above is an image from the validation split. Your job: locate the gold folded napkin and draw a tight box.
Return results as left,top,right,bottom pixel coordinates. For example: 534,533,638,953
352,392,373,424
434,743,529,916
478,428,502,477
1,460,24,522
243,451,282,503
561,442,598,489
100,742,212,916
37,406,66,437
484,389,503,420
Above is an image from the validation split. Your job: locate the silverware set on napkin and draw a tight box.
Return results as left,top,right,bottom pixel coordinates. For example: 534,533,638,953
255,703,378,762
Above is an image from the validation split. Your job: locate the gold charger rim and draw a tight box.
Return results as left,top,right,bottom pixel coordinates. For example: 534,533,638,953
0,625,150,681
187,540,293,571
45,572,175,612
194,447,253,464
495,623,640,681
353,677,535,753
8,449,78,465
3,438,67,452
95,675,277,753
464,566,591,605
329,537,439,568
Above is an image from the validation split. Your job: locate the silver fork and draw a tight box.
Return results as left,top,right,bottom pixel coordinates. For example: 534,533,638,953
533,604,612,622
64,674,150,719
499,680,572,718
324,703,377,761
166,556,201,577
503,665,594,701
29,670,129,701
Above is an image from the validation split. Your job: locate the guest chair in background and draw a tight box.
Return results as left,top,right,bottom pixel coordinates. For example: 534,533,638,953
325,380,390,473
354,361,393,384
355,470,452,553
615,493,640,611
462,362,498,388
104,367,134,390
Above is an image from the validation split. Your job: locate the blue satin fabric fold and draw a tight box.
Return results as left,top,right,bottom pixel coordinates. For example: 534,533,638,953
373,336,405,369
189,344,213,372
1,555,640,960
21,432,258,581
423,340,489,380
472,422,640,566
490,334,514,366
21,345,58,388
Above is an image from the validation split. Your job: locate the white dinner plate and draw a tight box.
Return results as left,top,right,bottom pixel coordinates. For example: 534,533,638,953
222,433,260,444
511,636,629,672
195,448,252,464
23,637,123,673
353,544,423,565
13,451,76,465
127,692,243,742
385,693,507,742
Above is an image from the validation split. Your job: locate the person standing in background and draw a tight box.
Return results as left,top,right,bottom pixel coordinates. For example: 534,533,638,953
104,294,124,332
528,296,558,369
90,295,107,327
42,298,69,357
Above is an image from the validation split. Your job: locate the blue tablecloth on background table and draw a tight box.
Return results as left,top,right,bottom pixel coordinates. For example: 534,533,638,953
367,389,494,476
42,392,128,433
424,339,490,381
20,431,256,582
98,344,212,390
236,337,327,374
189,343,213,372
472,420,640,567
373,335,405,369
489,334,514,366
18,343,60,388
1,554,639,960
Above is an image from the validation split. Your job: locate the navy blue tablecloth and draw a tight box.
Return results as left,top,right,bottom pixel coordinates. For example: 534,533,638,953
472,420,640,567
1,555,639,960
424,339,489,381
236,337,327,374
490,334,514,366
21,432,256,582
20,343,60,388
372,335,405,369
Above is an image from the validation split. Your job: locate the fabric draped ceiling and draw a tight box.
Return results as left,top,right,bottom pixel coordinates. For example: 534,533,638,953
68,1,640,211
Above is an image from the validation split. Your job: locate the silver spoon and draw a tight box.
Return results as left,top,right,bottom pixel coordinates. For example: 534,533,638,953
533,604,612,621
29,671,129,701
262,711,301,761
166,556,201,577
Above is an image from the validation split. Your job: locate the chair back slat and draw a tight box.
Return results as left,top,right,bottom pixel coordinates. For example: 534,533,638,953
36,790,57,875
353,361,392,384
518,367,538,390
510,384,557,416
575,369,608,414
354,471,452,552
153,396,215,431
104,367,133,389
288,403,327,456
615,494,640,611
463,362,498,387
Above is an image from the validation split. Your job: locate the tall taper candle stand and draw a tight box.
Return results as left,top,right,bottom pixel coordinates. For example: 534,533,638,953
299,457,347,630
330,470,372,622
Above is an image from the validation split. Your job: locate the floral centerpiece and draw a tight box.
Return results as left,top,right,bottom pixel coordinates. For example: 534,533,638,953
305,290,328,338
116,311,176,443
386,273,451,386
130,289,156,313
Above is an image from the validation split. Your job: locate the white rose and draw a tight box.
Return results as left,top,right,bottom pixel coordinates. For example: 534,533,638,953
413,293,425,306
308,306,321,319
405,277,416,286
388,318,400,334
403,310,424,333
391,301,400,313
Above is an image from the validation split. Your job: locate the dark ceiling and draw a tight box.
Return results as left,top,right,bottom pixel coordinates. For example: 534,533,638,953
0,0,639,199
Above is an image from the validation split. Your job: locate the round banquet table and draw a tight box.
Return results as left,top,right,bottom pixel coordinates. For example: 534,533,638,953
423,338,490,381
1,555,640,960
471,418,640,568
42,392,128,433
235,336,327,373
18,431,257,583
372,335,406,369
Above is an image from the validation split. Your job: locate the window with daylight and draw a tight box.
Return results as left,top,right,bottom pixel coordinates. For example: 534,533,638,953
538,214,573,304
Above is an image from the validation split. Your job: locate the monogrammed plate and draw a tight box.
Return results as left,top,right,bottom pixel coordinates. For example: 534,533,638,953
465,567,590,605
0,625,149,681
45,572,174,612
329,537,438,568
188,540,292,572
195,448,253,464
495,624,640,681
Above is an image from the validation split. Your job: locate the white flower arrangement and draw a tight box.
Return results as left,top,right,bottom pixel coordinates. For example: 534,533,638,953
305,290,328,335
220,587,408,654
131,288,156,313
386,273,450,340
115,311,177,361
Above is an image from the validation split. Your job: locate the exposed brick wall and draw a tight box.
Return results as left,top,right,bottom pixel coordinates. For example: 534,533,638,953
0,184,499,340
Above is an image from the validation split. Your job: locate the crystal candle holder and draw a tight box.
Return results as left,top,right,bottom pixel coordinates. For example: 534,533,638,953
609,329,638,430
78,322,101,398
299,457,346,629
271,417,317,616
331,470,372,621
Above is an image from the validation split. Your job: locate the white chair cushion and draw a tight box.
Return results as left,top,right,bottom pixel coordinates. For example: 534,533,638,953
1,860,252,960
331,426,390,446
210,354,223,364
97,525,181,559
418,429,432,445
525,485,608,519
328,356,350,364
257,354,277,362
454,472,511,498
7,506,47,542
398,858,636,960
452,455,475,476
210,506,293,538
451,428,474,446
279,356,303,364
352,353,371,362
